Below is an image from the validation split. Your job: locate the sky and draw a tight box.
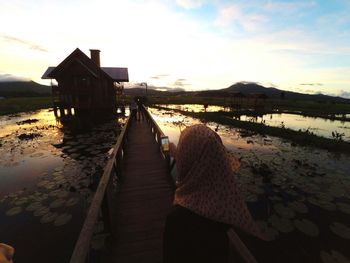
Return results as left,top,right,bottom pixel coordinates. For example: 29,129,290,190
0,0,350,98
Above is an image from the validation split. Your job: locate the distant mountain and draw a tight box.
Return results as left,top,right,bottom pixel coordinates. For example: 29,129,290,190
124,86,185,96
196,82,350,103
0,81,51,97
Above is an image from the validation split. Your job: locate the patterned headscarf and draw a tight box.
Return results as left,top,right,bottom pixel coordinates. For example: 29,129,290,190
173,124,262,238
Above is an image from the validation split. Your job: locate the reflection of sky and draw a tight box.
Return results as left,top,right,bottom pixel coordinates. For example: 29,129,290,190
154,104,350,140
0,109,61,137
155,104,226,113
149,107,278,152
240,113,350,140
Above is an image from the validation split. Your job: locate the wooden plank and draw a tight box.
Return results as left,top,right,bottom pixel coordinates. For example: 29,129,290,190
103,117,174,263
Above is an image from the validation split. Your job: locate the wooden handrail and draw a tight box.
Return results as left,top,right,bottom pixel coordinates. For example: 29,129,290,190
70,114,132,263
141,105,171,168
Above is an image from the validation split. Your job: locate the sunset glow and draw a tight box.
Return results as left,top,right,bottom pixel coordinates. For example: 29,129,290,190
0,0,350,97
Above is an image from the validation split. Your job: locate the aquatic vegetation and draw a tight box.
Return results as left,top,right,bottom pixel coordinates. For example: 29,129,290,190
33,207,50,217
337,202,350,214
65,197,79,207
273,203,296,219
330,222,350,239
288,201,308,214
26,202,44,212
54,213,72,226
40,212,59,224
268,214,294,233
320,250,350,263
294,219,319,237
6,206,22,216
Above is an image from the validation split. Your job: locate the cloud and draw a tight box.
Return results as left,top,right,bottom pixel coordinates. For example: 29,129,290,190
299,83,323,86
151,74,170,79
214,4,267,31
1,34,47,52
263,1,316,13
339,90,350,99
173,78,189,87
214,5,241,27
176,0,204,9
0,73,28,82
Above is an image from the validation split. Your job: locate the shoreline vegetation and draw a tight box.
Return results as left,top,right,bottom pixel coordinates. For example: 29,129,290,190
0,97,52,116
1,96,349,153
147,96,350,122
152,105,350,154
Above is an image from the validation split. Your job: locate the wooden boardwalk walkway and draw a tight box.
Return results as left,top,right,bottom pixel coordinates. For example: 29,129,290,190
104,117,174,263
70,108,257,263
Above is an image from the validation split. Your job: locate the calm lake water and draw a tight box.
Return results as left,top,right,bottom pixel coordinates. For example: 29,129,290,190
1,106,350,263
157,104,350,141
0,109,122,262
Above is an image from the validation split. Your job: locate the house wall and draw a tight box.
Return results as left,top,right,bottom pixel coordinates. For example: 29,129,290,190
54,61,116,111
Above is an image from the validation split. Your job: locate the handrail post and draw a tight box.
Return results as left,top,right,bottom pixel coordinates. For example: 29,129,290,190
70,115,132,263
101,183,113,235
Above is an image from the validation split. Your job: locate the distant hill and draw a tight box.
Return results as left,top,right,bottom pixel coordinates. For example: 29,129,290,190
124,82,350,103
124,86,185,96
0,81,51,97
196,82,350,103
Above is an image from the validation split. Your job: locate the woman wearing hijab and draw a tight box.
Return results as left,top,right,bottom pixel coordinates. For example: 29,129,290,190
163,124,262,263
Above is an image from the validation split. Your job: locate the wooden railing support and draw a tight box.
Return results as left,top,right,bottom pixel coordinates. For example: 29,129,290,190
69,115,132,263
141,106,171,169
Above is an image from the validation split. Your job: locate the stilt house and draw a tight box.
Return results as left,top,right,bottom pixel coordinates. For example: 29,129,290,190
42,48,128,115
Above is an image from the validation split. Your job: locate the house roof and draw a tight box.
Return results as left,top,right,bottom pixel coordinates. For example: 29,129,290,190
41,48,129,82
42,67,55,79
101,67,129,82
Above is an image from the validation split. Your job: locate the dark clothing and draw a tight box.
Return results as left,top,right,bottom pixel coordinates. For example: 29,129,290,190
163,205,230,263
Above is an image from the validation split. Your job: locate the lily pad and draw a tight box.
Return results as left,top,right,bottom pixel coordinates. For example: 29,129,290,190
13,197,29,206
274,203,295,219
37,180,50,187
56,191,69,198
321,250,350,263
337,202,350,214
289,201,308,214
294,219,319,237
65,197,79,207
50,199,66,209
26,202,43,211
40,212,59,223
330,222,350,239
54,213,72,226
33,206,50,217
308,197,336,211
6,206,22,216
244,193,258,203
268,215,294,233
49,189,61,197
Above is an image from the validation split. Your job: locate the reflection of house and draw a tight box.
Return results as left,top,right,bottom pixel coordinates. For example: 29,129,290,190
42,48,129,116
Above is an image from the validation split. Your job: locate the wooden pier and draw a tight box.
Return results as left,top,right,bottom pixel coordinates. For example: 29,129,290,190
104,115,174,262
69,106,257,263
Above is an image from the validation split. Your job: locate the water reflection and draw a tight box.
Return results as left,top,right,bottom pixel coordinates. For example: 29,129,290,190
155,104,227,113
0,108,123,263
239,113,350,141
154,104,350,141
